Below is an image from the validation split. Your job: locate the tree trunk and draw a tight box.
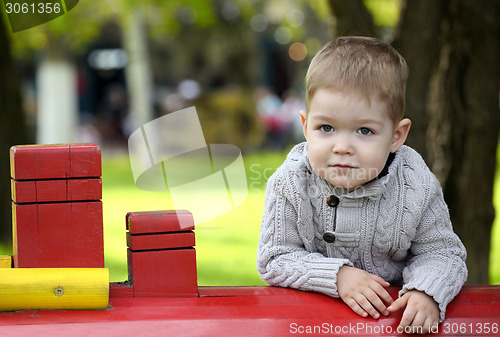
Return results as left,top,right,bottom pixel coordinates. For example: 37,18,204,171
392,0,448,163
327,0,376,37
435,0,500,284
0,15,28,244
122,8,154,129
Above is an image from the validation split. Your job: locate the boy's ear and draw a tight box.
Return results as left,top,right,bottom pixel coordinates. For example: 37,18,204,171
390,118,411,153
300,110,308,139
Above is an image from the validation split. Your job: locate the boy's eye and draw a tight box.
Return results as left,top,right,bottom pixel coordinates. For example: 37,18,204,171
320,125,334,132
357,127,373,135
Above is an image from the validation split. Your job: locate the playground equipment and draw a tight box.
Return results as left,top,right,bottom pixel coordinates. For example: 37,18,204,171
1,144,499,336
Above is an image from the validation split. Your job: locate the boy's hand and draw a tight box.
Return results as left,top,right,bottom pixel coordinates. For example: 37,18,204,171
387,290,439,334
337,265,393,319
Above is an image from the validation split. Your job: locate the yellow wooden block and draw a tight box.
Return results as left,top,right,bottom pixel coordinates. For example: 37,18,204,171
0,268,109,311
0,255,12,268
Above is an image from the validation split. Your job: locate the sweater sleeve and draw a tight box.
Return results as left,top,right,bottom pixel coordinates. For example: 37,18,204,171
400,175,467,322
256,169,352,298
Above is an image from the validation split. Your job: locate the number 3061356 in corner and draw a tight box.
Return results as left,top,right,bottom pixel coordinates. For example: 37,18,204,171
4,2,62,14
2,1,79,33
442,322,498,335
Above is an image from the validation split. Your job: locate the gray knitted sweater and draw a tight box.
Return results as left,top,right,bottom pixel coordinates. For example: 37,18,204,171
256,142,467,321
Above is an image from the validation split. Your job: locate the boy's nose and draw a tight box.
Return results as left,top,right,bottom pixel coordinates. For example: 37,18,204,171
332,133,354,155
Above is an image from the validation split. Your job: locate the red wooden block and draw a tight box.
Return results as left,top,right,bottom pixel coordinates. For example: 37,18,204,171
12,179,65,203
126,210,194,234
10,144,101,180
10,145,68,180
11,178,102,203
127,231,195,251
69,144,102,178
109,282,134,298
12,201,104,268
11,203,37,267
67,178,102,200
10,179,37,203
128,248,198,297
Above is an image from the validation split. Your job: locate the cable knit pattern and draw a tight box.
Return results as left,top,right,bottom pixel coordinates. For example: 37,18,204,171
256,142,467,321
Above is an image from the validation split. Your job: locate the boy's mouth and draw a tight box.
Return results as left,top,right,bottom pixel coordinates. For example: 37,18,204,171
330,164,357,169
329,164,357,175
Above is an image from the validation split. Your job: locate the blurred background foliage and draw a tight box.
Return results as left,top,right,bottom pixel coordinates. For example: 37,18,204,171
0,0,498,285
6,0,335,149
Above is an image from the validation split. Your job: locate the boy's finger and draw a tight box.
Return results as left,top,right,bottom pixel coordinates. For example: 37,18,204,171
354,293,380,319
420,318,435,335
423,318,439,335
345,297,368,318
398,306,417,332
408,311,426,330
371,282,394,306
364,288,390,316
368,273,390,287
387,294,409,312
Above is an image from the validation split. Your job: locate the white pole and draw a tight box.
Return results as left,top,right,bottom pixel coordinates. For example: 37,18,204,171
36,58,78,144
123,8,154,130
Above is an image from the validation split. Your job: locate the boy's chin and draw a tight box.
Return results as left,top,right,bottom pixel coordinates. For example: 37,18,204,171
320,171,379,191
325,179,363,192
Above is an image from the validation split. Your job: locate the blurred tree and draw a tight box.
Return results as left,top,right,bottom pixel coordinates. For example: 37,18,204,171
392,0,448,160
9,2,108,145
0,13,28,244
427,0,499,285
328,0,376,37
327,0,500,284
0,2,119,245
121,7,154,129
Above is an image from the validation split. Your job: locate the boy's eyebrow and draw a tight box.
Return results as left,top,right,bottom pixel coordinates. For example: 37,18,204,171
309,114,386,126
354,117,385,126
308,113,332,121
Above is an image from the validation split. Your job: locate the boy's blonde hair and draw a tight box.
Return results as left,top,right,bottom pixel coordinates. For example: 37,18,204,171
305,36,408,122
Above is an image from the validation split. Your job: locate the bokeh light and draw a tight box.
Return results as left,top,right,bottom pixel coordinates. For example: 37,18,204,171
250,14,268,32
286,9,304,27
288,42,307,61
274,26,292,45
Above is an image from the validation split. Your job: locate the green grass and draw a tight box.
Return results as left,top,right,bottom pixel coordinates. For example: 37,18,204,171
101,150,288,285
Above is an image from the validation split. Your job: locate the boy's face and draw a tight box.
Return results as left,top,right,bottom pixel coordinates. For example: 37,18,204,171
301,88,410,191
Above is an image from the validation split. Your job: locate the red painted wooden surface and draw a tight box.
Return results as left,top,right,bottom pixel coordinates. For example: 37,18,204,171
126,210,195,234
10,144,101,180
0,285,498,336
128,248,198,298
125,210,198,298
12,201,104,268
11,178,102,203
10,144,104,269
127,231,195,251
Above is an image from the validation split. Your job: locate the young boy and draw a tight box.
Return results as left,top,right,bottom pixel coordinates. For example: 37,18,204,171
256,36,467,334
